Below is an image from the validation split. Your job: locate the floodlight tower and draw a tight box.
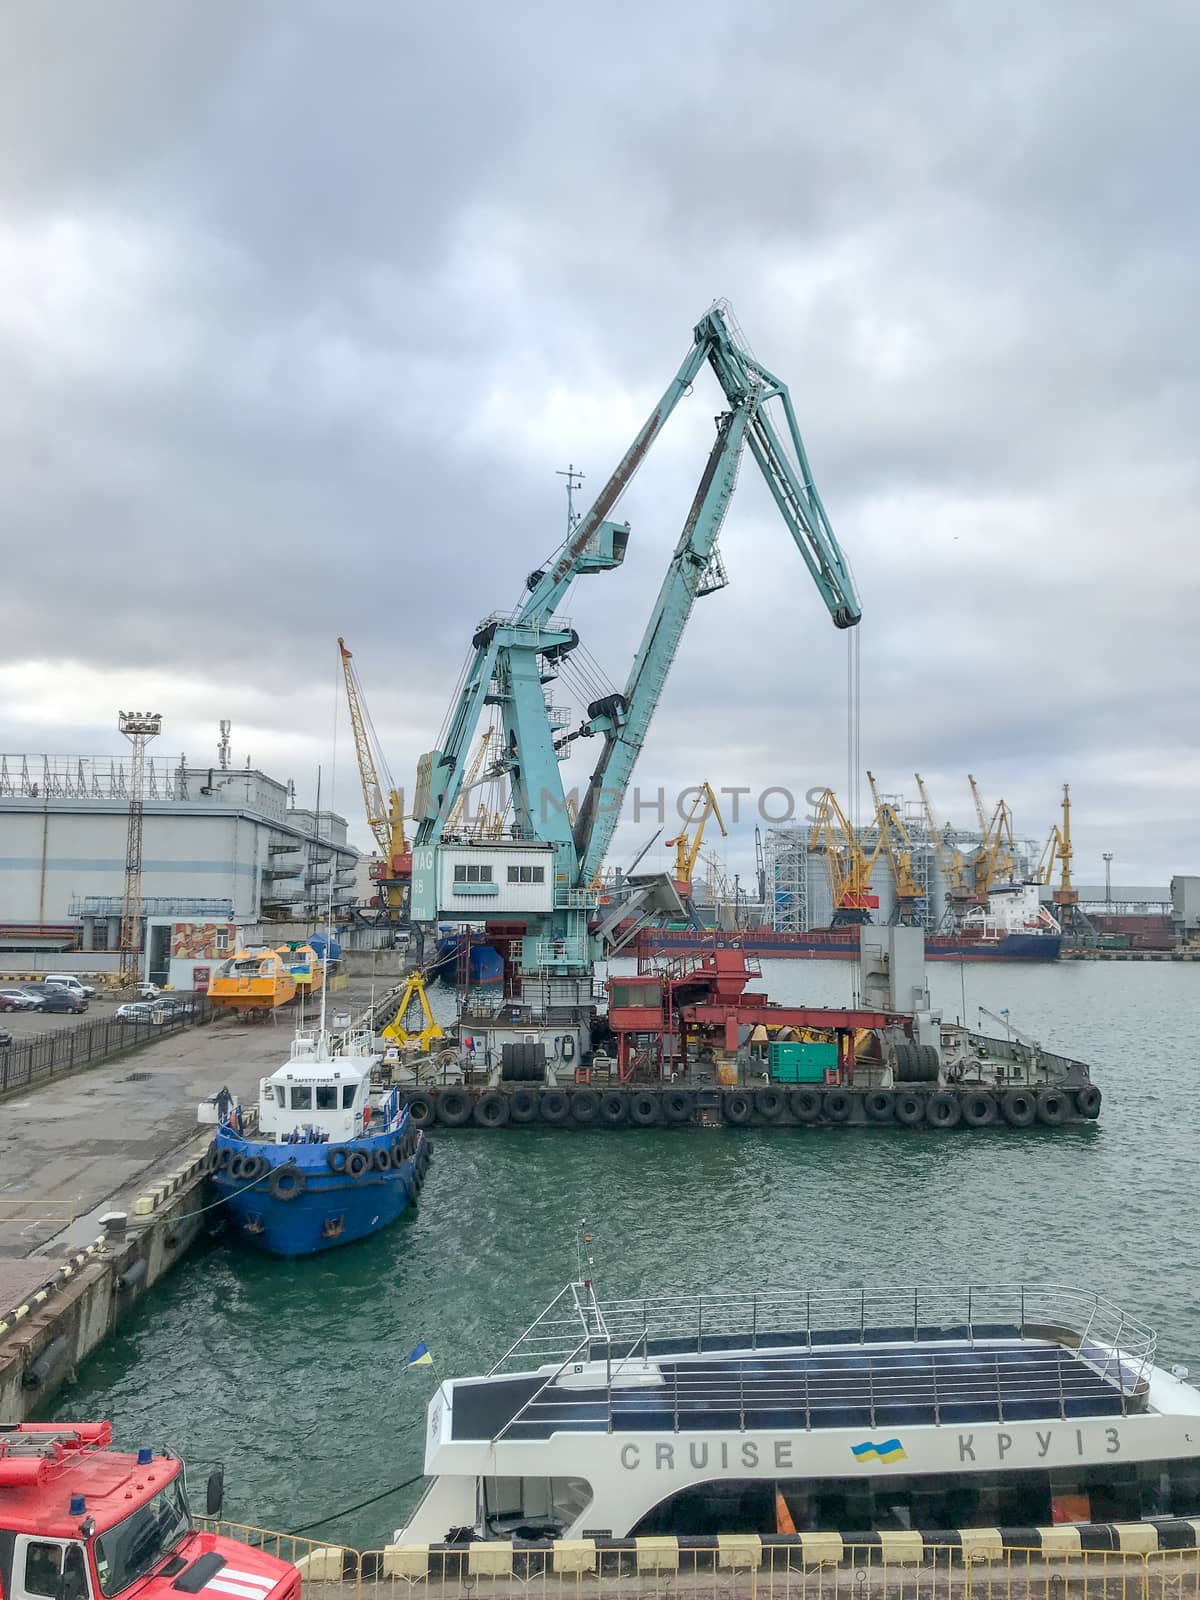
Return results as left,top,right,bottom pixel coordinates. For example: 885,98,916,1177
118,711,162,987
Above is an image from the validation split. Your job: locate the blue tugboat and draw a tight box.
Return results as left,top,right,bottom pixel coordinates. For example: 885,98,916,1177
211,1026,431,1257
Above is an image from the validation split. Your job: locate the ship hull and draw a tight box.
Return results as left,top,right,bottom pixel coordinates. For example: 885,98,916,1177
432,936,505,986
639,927,1061,962
213,1127,430,1257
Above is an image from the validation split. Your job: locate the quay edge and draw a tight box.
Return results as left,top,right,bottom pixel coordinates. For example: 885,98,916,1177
0,1135,214,1424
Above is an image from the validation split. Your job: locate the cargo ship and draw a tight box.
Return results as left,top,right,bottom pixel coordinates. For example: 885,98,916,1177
642,883,1062,963
642,925,1060,962
431,931,505,987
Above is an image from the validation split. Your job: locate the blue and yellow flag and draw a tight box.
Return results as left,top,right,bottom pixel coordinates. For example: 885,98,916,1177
405,1341,433,1368
851,1438,907,1464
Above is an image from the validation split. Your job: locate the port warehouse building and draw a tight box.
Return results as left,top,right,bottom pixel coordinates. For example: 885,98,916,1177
0,754,359,975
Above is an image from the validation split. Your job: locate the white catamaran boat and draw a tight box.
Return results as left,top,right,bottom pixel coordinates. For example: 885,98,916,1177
396,1281,1200,1544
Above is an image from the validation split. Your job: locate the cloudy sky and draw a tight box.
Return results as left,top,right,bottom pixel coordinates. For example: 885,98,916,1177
2,0,1197,887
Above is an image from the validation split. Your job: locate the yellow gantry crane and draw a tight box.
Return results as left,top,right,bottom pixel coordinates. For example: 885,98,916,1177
967,774,1017,896
866,771,924,924
808,787,883,925
914,773,973,919
337,637,410,918
665,782,728,897
1036,782,1078,911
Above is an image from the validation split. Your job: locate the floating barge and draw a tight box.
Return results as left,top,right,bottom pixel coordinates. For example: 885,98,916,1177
392,936,1101,1133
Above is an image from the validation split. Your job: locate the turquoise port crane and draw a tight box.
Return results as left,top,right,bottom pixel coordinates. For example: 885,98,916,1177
411,303,861,976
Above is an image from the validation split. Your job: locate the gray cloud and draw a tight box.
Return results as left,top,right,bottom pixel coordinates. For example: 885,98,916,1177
0,0,1195,885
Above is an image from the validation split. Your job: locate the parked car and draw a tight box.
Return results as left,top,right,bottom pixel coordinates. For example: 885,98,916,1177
0,1029,11,1048
0,989,39,1012
154,997,197,1018
43,974,97,999
39,989,88,1014
115,1002,155,1023
134,982,162,1001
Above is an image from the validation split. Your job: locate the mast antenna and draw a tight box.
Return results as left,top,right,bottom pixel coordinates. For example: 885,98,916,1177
556,462,585,536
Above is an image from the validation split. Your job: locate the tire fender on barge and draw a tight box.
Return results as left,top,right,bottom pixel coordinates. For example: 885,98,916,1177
399,1079,1101,1131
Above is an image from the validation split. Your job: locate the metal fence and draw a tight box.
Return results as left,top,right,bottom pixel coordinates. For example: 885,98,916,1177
199,1526,1200,1600
0,997,215,1095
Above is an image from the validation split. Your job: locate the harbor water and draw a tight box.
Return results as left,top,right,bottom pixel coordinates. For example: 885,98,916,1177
48,959,1198,1549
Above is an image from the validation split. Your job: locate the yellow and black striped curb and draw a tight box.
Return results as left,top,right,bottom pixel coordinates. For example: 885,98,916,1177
0,1122,256,1332
131,1145,215,1217
291,1523,1200,1578
131,1110,259,1218
0,1236,107,1337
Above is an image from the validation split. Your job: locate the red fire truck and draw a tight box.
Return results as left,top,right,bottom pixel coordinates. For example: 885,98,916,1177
0,1424,299,1600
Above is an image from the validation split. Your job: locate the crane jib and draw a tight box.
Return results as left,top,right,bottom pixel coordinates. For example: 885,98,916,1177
418,305,862,949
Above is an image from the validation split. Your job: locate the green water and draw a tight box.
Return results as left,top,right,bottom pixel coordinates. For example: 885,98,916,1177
49,960,1199,1549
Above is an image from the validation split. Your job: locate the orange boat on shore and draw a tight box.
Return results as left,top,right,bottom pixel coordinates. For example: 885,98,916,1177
207,943,324,1013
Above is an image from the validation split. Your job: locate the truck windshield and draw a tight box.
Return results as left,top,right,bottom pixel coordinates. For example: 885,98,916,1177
93,1475,191,1596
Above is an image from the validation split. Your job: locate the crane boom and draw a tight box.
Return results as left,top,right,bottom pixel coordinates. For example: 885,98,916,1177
572,306,860,881
665,782,728,894
339,637,391,857
915,772,972,919
968,773,989,833
973,792,1016,895
446,726,496,834
338,637,409,915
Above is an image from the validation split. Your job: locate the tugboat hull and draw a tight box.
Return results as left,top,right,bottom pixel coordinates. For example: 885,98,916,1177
212,1127,430,1257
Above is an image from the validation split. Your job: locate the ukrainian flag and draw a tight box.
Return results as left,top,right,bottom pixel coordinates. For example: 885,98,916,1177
851,1438,907,1464
405,1341,433,1368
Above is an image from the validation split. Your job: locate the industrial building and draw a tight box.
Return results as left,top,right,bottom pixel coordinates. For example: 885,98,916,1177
0,753,359,953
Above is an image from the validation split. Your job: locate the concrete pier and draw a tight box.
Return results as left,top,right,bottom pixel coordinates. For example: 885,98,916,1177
0,980,381,1420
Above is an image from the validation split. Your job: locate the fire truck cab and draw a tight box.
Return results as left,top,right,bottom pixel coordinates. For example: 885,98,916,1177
0,1425,297,1600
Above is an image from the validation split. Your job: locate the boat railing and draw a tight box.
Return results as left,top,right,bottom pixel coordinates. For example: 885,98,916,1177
486,1282,1157,1431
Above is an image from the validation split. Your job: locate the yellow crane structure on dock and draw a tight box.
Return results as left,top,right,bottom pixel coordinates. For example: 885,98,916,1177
914,773,973,921
867,771,924,924
380,968,443,1055
338,637,410,919
808,788,883,925
1037,782,1078,911
665,782,727,898
968,774,1017,893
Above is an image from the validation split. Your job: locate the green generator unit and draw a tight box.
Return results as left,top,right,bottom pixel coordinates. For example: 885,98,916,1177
769,1040,837,1083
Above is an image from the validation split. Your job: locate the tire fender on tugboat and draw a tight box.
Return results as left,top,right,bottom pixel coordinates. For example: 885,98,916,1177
267,1162,307,1201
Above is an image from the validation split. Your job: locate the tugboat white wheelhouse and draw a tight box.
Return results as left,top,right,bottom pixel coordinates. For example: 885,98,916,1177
395,1283,1200,1544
